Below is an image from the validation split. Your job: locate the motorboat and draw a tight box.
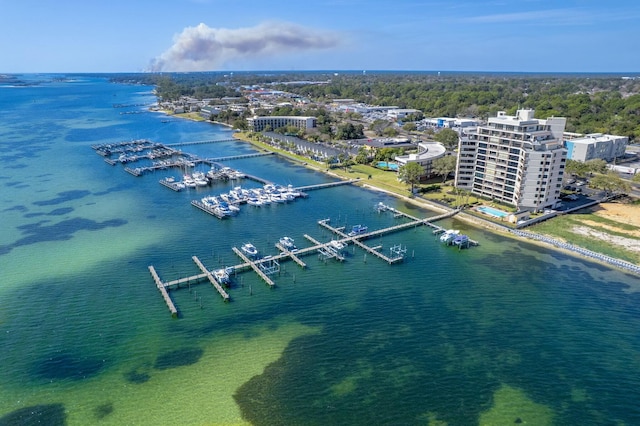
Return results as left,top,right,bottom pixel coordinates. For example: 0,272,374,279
329,240,346,251
247,197,262,206
439,229,460,243
279,236,296,250
213,268,232,286
193,171,209,186
182,174,196,188
452,234,469,246
270,193,285,203
241,243,258,257
348,224,368,236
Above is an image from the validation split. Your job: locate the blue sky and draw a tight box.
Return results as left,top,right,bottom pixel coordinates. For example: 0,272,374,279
1,0,639,73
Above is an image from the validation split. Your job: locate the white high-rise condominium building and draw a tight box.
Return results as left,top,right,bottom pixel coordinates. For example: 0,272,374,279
455,109,567,212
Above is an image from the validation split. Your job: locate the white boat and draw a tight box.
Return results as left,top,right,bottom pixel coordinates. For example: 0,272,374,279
329,240,346,251
279,236,296,250
193,171,209,186
247,197,262,206
439,229,460,243
270,193,285,203
213,268,231,286
182,174,196,188
241,243,258,257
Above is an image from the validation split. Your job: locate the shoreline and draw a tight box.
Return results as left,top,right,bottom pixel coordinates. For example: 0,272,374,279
164,112,640,276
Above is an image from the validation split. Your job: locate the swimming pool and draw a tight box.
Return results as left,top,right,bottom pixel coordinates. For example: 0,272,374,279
376,161,399,171
477,206,509,218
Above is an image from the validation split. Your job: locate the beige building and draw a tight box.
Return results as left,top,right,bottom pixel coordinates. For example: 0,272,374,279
247,116,316,132
455,109,567,212
395,142,447,178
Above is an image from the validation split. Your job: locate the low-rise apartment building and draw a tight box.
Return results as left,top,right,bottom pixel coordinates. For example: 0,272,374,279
247,116,316,132
564,133,628,162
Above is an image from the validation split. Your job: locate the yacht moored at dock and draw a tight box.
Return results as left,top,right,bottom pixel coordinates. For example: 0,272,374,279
278,236,296,251
241,243,258,257
348,224,368,236
213,267,233,286
439,229,460,243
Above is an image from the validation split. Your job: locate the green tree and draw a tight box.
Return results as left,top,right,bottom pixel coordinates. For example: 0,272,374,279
370,119,391,136
403,122,417,132
633,173,640,183
232,118,248,130
433,128,459,150
382,127,399,137
336,122,365,140
589,171,631,195
432,155,457,182
565,159,590,178
398,162,423,194
585,158,608,174
355,147,370,164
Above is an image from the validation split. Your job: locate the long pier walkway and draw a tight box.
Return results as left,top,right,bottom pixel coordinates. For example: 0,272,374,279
192,256,230,301
207,152,274,162
232,247,275,287
148,266,179,318
294,179,359,192
166,138,238,147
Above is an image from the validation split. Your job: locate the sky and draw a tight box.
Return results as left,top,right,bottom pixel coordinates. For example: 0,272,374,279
1,0,639,73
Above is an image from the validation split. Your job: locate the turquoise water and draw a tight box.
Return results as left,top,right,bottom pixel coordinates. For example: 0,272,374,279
376,161,399,171
1,76,640,425
478,206,510,218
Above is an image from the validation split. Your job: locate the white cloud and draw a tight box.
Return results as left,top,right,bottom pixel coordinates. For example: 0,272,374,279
148,22,342,71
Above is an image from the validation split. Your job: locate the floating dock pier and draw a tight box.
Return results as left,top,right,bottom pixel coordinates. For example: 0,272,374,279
148,266,178,318
232,247,275,287
192,256,230,301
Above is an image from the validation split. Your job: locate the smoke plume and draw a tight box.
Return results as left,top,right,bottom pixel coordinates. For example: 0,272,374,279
148,22,341,71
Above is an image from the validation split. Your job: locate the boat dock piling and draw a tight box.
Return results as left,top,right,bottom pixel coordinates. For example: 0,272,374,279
317,219,404,264
232,247,275,287
191,200,228,219
148,266,178,318
159,179,183,191
146,206,465,317
192,256,230,301
166,138,238,147
294,179,359,192
206,152,275,162
275,243,307,268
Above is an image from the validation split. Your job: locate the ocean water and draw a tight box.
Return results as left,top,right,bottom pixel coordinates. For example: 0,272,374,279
1,75,639,425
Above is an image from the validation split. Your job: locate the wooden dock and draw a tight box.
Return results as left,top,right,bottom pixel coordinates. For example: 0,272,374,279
191,200,228,219
146,208,465,318
148,266,178,317
159,179,182,191
166,138,238,147
294,179,359,192
207,152,274,162
192,256,230,301
232,247,275,287
275,243,306,268
317,220,403,264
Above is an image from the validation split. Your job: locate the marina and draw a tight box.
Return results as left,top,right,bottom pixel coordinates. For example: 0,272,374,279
148,206,464,316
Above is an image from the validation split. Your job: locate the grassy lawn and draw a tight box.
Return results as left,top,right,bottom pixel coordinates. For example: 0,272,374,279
530,211,640,264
